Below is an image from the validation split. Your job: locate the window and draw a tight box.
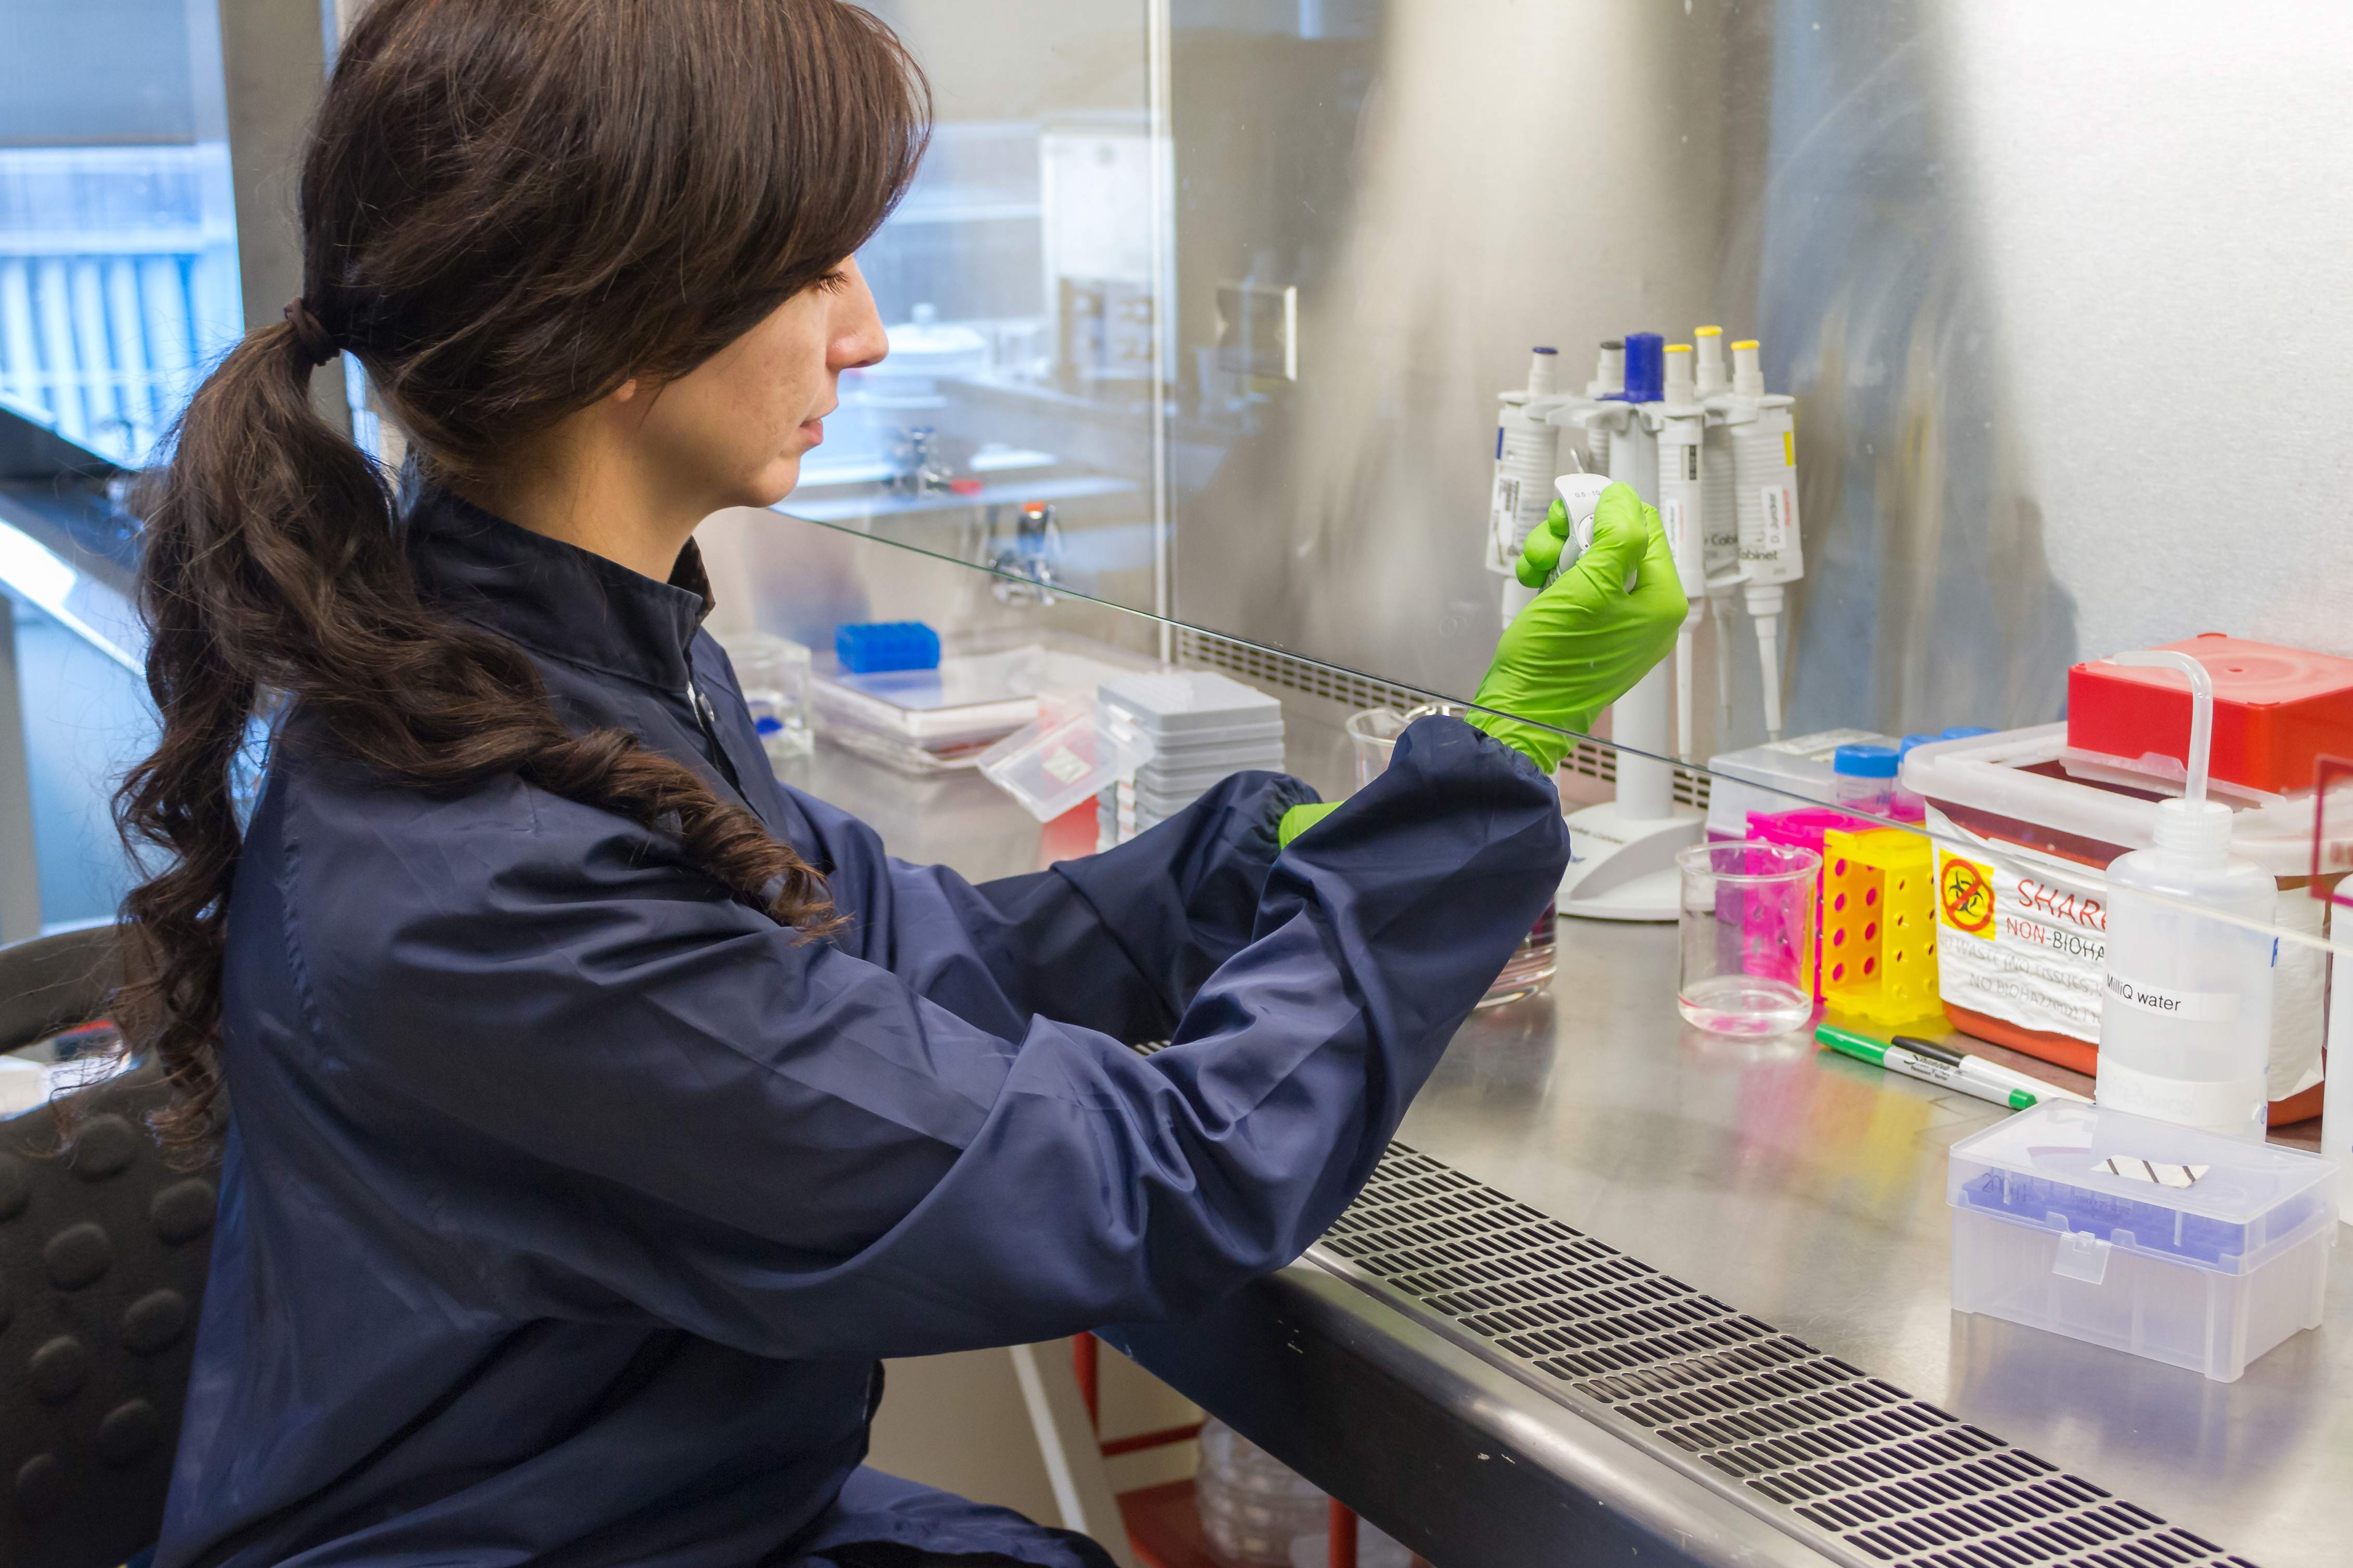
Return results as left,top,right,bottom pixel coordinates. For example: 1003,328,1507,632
0,0,244,466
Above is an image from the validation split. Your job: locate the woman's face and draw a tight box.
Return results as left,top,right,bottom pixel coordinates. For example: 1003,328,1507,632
632,257,889,512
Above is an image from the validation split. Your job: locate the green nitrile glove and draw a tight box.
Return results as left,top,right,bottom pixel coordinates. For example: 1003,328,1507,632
1278,801,1340,847
1467,482,1687,773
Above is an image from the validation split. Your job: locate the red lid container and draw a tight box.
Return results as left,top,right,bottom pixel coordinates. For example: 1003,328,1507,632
2067,633,2353,796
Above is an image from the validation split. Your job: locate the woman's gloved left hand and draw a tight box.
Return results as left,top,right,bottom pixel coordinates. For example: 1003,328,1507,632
1465,482,1687,773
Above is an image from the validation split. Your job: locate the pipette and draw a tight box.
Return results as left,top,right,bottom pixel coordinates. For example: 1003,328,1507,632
1720,338,1803,740
1656,344,1708,762
1485,346,1563,628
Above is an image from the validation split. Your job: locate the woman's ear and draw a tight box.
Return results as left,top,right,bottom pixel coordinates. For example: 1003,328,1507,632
610,377,640,404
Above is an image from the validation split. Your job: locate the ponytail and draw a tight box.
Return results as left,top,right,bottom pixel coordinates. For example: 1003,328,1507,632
112,0,923,1148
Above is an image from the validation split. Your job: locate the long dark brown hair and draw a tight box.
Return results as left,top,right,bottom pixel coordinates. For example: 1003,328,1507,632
112,0,929,1145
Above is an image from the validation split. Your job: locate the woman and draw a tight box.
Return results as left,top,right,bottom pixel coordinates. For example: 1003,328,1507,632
117,3,1682,1565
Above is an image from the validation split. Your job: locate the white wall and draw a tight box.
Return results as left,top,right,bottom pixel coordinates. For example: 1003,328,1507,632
1932,2,2353,664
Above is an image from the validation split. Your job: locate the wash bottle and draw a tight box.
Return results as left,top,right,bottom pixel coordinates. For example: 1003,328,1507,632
2094,649,2279,1142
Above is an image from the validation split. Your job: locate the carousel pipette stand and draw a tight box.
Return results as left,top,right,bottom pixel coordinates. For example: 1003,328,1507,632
1547,333,1702,921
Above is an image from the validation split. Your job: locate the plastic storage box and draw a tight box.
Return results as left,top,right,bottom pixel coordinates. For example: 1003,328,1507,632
1947,1099,2337,1381
1094,671,1284,846
2068,634,2353,796
811,641,1147,774
1704,729,1898,837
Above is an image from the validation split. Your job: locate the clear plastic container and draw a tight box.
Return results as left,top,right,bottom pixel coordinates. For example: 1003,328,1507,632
976,697,1156,822
1099,669,1283,736
1703,728,1898,836
1195,1419,1327,1565
1831,742,1900,818
715,631,813,764
1947,1098,2337,1381
1676,841,1820,1036
811,643,1141,774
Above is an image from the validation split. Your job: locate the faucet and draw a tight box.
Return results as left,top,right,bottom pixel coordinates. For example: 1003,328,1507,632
890,426,953,497
981,502,1064,605
890,426,984,500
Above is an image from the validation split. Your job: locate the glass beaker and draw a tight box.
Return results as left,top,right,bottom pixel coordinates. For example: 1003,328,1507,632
1348,704,1555,1008
717,633,814,764
1676,841,1820,1037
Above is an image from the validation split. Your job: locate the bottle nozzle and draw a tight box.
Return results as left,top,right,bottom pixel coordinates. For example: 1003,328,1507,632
2107,649,2215,808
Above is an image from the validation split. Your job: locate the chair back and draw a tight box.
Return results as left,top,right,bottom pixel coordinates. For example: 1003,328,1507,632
0,930,218,1568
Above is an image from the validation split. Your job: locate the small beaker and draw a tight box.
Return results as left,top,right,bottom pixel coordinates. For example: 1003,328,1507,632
718,633,814,764
1676,841,1819,1037
1344,706,1413,793
1348,704,1555,1008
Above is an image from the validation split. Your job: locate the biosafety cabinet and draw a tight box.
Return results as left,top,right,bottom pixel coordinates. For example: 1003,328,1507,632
739,0,2353,946
726,21,2353,1566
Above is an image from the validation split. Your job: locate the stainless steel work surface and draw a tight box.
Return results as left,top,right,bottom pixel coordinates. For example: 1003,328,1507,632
1401,925,2350,1567
789,716,2349,1567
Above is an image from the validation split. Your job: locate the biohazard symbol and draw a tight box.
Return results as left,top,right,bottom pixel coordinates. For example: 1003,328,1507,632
1939,853,1996,940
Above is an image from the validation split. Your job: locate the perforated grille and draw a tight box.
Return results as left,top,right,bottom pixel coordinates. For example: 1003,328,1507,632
1171,627,1711,810
1310,1144,2257,1568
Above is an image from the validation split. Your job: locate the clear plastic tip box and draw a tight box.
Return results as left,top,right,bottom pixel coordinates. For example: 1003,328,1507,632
1946,1100,2337,1381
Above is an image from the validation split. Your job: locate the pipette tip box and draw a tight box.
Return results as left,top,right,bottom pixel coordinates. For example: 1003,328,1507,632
1946,1099,2336,1381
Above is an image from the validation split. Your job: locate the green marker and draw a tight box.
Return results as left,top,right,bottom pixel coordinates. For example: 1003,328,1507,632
1815,1023,2035,1112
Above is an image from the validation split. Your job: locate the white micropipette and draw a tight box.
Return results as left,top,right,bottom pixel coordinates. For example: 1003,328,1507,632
1719,337,1803,740
1486,346,1563,629
1654,344,1708,763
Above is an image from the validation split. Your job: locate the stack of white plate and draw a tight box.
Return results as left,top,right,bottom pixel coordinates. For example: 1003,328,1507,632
1094,670,1284,848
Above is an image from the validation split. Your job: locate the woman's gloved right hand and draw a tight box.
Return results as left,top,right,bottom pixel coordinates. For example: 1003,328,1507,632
1465,482,1687,773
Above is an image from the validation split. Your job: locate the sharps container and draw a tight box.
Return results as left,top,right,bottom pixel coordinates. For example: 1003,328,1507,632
1947,1098,2337,1381
1348,704,1555,1007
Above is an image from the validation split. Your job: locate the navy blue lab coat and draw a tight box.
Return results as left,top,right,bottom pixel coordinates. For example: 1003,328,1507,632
155,485,1571,1568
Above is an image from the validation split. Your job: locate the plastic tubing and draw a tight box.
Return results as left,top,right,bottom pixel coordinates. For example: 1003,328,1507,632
2107,650,2215,808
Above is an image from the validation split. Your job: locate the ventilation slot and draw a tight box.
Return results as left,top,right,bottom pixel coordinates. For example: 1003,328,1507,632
1306,1142,2255,1568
